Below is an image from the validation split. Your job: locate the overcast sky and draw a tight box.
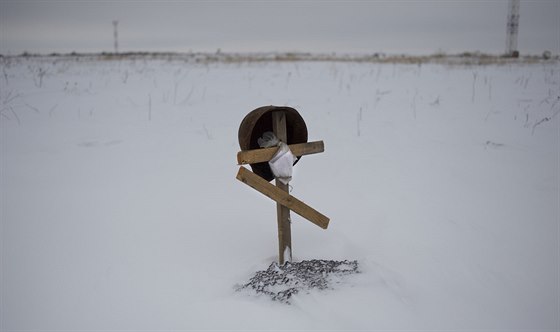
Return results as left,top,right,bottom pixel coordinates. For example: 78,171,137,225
1,0,558,55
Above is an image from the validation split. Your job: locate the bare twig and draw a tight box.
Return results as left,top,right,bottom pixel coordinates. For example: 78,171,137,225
484,109,493,122
178,86,195,106
2,66,8,85
25,103,40,113
531,117,551,135
173,69,189,105
357,107,362,137
430,96,440,106
523,74,531,89
202,124,212,140
31,67,47,88
10,107,21,125
488,77,492,101
2,90,20,105
551,95,560,111
121,70,129,84
48,104,58,117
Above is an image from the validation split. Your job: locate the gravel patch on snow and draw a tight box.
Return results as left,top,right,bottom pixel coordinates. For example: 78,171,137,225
237,260,359,303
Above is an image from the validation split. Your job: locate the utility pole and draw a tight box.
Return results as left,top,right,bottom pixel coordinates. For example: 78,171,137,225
505,0,520,57
113,20,119,54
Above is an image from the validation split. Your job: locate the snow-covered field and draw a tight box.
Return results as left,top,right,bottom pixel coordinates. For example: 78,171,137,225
1,55,558,330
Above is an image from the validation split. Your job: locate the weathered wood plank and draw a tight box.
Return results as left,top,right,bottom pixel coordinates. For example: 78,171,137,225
273,111,291,264
236,166,330,230
237,141,324,165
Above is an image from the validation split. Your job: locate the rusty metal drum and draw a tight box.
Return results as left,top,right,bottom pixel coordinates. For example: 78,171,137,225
238,106,308,181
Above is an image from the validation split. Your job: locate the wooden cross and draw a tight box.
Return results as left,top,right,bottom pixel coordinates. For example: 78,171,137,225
236,111,330,264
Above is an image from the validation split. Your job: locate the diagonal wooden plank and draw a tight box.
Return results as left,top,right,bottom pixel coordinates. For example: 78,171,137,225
237,141,324,165
236,166,330,229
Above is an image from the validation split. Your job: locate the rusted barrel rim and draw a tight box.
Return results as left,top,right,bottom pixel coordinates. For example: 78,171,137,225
238,106,308,181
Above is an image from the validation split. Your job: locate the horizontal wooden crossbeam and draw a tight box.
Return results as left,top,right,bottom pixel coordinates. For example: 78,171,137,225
236,166,330,229
237,141,324,165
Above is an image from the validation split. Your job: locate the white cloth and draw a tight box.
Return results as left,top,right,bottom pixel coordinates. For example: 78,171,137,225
268,142,296,185
258,131,279,148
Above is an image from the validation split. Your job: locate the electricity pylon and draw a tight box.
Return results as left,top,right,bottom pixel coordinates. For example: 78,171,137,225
505,0,520,56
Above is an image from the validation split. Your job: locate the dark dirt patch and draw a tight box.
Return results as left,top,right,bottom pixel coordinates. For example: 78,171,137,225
237,259,359,303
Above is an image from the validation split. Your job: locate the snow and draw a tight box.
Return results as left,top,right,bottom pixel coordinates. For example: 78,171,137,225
1,55,559,330
284,245,292,263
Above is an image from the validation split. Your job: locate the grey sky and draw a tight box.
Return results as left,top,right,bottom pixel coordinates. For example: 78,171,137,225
1,0,558,55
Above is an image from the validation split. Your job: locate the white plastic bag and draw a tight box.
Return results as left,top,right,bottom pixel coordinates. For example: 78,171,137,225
268,142,296,185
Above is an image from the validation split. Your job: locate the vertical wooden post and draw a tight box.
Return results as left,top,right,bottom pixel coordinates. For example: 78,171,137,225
272,111,292,264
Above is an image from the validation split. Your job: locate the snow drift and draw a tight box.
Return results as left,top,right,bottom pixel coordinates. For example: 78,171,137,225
1,54,558,330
